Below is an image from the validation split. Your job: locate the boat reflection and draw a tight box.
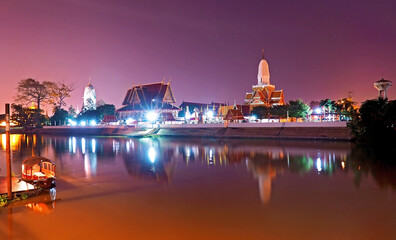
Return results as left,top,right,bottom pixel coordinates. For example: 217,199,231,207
25,188,57,215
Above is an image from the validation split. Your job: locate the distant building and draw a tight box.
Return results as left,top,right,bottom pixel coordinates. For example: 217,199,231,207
116,81,181,121
244,52,285,109
218,104,250,117
224,107,244,122
179,101,223,117
83,81,96,110
374,78,392,99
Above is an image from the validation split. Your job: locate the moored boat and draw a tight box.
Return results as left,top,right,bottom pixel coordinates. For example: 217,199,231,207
22,156,56,189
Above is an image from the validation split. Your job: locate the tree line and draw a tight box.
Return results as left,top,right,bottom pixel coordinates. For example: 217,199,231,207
11,78,115,128
250,98,356,120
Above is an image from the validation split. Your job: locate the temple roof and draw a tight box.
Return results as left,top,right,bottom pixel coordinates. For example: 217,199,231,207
121,82,176,107
270,90,283,98
117,102,180,112
224,109,244,120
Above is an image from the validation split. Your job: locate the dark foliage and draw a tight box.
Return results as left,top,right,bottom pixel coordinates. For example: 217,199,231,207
348,98,396,144
11,104,47,129
251,106,270,119
50,107,69,125
77,104,116,122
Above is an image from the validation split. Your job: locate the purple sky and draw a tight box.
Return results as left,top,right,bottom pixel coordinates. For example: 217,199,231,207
0,0,395,111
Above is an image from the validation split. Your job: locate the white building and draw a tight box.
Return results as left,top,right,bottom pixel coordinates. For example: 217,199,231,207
83,81,96,111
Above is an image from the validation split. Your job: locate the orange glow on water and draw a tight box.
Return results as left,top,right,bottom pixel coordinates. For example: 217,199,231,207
0,134,22,151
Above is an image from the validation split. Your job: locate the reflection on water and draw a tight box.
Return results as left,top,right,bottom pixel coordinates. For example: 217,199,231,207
1,135,396,239
25,188,57,215
1,134,395,206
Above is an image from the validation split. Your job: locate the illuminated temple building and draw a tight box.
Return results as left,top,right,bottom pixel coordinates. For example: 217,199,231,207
83,81,97,111
244,52,285,109
116,81,181,121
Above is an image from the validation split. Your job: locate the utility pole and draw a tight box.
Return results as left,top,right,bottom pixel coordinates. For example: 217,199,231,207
5,103,12,200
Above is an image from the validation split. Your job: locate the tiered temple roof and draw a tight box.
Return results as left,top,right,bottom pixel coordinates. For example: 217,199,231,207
116,82,181,120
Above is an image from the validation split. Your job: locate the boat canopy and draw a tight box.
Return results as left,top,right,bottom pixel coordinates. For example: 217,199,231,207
22,156,55,168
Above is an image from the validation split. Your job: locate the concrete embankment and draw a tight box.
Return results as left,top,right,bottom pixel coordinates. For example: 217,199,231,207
27,122,351,140
157,122,351,140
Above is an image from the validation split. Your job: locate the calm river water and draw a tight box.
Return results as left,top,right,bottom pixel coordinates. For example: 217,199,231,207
0,134,395,240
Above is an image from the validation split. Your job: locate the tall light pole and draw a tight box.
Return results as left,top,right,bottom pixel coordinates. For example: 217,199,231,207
5,103,12,200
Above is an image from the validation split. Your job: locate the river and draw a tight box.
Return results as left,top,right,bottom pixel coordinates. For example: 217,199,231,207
0,134,395,239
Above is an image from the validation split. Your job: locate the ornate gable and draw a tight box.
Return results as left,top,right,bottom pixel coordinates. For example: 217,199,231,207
130,89,141,104
162,84,176,103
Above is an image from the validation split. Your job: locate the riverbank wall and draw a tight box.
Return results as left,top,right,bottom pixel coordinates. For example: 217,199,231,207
13,122,352,140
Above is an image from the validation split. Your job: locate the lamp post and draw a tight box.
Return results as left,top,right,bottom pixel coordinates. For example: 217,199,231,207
5,103,12,200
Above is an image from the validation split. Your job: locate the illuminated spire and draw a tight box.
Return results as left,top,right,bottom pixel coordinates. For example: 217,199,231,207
257,50,270,85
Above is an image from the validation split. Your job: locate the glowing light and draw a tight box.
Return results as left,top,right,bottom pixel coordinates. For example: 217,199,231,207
251,115,257,121
206,110,214,119
80,121,87,126
90,120,96,126
148,146,156,163
316,158,322,172
315,108,322,114
341,161,346,170
68,119,77,126
146,111,158,122
1,134,5,151
126,118,135,125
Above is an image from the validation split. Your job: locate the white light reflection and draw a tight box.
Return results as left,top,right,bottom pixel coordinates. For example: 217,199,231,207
316,158,322,172
112,140,120,154
68,138,72,152
126,141,130,153
92,139,96,153
185,147,191,157
209,149,214,165
82,138,86,154
72,137,76,154
148,146,156,163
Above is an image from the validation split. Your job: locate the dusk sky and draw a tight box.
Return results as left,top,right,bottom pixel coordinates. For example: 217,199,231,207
0,0,395,111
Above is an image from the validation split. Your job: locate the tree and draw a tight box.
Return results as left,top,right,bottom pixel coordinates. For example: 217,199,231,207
48,81,75,110
15,78,51,112
348,98,396,143
15,78,52,126
270,105,288,118
77,104,116,123
96,99,106,107
68,106,77,118
251,106,270,119
319,99,336,114
10,104,47,128
50,107,69,126
334,98,356,120
96,104,116,119
288,99,310,118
